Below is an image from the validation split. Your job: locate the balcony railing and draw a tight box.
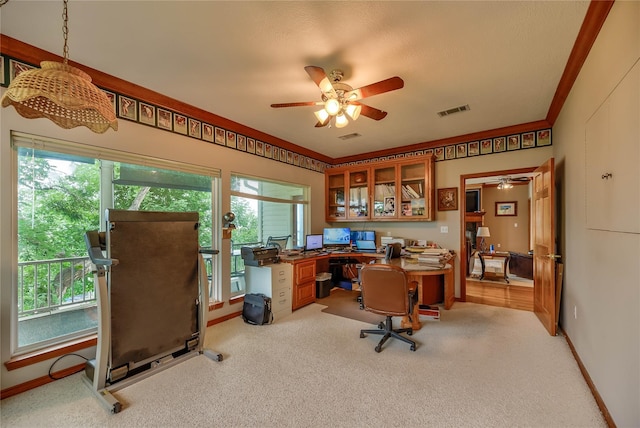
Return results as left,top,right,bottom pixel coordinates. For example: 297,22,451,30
17,256,96,318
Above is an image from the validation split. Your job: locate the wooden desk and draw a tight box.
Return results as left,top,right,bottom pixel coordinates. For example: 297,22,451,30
477,252,510,283
375,258,454,331
281,253,455,330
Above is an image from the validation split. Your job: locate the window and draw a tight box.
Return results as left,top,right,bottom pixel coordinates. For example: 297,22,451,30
230,174,309,296
12,132,220,353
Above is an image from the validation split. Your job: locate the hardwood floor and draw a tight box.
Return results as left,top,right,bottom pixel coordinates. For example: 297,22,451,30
466,277,534,311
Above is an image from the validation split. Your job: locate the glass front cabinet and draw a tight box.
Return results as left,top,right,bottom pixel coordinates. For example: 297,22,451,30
325,154,434,222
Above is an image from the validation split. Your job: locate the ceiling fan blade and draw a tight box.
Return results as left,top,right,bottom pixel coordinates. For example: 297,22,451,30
355,102,388,121
271,101,322,108
304,65,337,98
346,76,404,101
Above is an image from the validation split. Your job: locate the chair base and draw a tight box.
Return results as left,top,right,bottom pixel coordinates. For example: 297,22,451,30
360,315,416,352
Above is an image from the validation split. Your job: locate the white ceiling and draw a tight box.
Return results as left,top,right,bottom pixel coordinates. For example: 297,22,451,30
0,1,589,160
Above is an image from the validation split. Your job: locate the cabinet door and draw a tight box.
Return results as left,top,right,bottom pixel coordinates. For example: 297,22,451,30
372,164,397,219
347,168,370,220
326,171,346,221
399,162,427,219
586,61,639,233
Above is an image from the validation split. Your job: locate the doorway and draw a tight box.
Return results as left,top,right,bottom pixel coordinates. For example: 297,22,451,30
459,167,536,311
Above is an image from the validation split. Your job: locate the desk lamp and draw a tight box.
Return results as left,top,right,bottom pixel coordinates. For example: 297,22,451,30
476,227,490,253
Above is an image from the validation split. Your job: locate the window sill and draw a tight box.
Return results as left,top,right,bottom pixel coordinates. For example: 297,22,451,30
229,294,245,306
5,334,97,371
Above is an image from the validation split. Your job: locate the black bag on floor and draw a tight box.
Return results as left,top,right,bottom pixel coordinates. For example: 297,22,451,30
242,293,273,325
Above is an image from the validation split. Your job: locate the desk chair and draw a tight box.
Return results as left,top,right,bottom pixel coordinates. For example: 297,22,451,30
265,235,291,252
359,264,418,352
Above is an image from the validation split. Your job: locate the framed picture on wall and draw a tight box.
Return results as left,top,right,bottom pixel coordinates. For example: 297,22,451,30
495,201,517,216
437,187,458,211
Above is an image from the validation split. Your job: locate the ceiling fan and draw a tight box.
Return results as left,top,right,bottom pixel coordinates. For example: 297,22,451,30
270,66,404,128
488,176,531,189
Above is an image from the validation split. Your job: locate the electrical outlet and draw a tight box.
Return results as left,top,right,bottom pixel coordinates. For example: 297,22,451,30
497,243,501,248
574,306,577,319
514,223,518,227
440,226,448,233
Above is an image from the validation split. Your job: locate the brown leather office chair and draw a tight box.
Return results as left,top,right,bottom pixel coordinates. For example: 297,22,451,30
359,264,418,352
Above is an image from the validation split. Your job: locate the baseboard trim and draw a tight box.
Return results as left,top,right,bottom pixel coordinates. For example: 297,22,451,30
561,327,615,428
1,362,86,400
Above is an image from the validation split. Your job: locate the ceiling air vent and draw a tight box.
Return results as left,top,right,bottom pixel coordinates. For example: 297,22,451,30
437,104,470,117
338,133,361,140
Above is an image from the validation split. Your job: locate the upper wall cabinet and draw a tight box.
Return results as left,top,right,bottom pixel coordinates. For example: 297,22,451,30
326,155,435,222
585,60,639,234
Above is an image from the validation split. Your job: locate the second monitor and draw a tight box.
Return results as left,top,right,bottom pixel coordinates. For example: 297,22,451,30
323,227,351,247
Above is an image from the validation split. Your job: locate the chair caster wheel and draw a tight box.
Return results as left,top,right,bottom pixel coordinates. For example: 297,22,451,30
375,345,382,353
410,345,416,351
360,332,365,338
407,330,413,336
378,322,384,329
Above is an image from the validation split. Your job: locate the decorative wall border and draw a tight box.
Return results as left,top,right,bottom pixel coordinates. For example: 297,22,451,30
0,54,330,174
1,54,551,174
329,128,552,168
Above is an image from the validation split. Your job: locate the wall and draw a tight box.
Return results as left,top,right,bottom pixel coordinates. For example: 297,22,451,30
482,184,530,253
552,1,639,426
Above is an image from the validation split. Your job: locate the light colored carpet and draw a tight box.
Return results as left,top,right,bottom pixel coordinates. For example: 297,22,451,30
317,288,385,324
0,302,605,427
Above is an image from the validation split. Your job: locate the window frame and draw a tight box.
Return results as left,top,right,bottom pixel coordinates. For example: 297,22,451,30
10,131,221,356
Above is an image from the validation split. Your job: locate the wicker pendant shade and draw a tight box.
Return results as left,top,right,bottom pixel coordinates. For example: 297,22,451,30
1,0,117,133
1,61,118,133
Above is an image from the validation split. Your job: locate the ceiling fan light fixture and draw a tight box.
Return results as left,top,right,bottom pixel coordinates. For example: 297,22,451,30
335,113,348,128
314,108,330,123
324,98,341,116
345,103,361,121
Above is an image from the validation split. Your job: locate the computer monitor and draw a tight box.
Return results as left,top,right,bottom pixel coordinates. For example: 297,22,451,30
322,227,351,247
350,230,375,243
304,234,323,251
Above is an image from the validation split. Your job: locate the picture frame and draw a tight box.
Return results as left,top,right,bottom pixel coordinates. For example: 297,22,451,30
537,129,551,146
138,102,156,126
437,187,458,211
468,141,480,156
173,113,187,134
237,134,246,151
214,127,226,145
157,108,172,131
9,59,34,82
495,201,517,216
480,139,493,154
188,118,201,139
246,138,256,153
256,140,264,156
103,90,116,114
118,95,137,121
226,131,237,148
493,137,506,153
507,135,520,150
522,131,535,148
434,147,444,161
202,123,214,142
445,145,456,159
456,143,467,158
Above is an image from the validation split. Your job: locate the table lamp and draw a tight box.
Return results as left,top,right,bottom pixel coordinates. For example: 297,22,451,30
476,226,490,253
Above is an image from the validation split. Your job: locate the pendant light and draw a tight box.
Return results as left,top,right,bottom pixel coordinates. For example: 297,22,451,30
1,0,118,133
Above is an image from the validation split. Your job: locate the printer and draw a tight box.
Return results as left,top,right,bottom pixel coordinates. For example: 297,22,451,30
380,236,409,248
240,246,279,266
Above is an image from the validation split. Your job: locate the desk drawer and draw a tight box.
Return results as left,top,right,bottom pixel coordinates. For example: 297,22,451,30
295,260,316,284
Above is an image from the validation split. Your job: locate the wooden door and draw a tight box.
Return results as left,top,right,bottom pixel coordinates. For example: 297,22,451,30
532,158,558,335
